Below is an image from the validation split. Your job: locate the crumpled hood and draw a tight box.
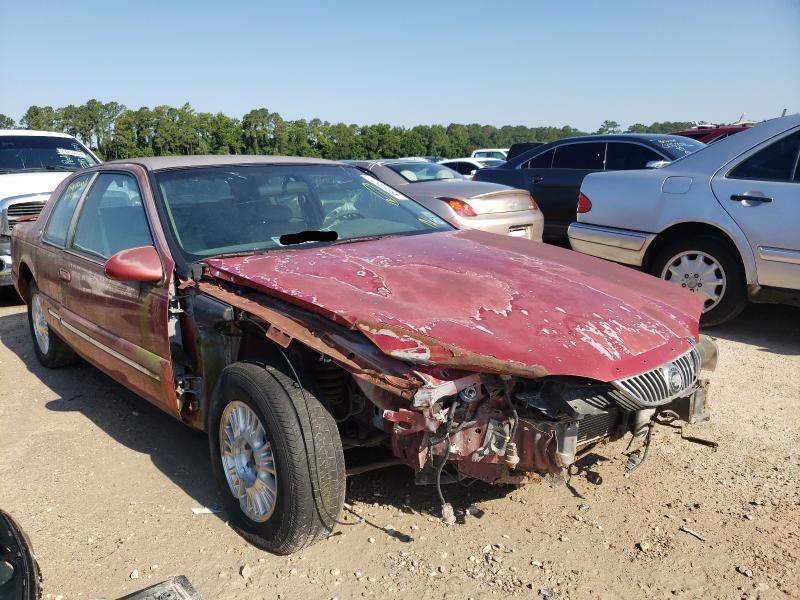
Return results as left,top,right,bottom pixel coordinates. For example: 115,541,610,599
0,172,68,202
206,230,703,382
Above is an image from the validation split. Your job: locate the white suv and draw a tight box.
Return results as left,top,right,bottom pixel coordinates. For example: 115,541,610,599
0,130,99,289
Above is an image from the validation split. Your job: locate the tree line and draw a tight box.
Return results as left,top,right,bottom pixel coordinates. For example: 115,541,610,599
0,101,694,161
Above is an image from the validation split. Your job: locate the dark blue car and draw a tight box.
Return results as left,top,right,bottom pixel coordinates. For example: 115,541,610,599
473,134,705,243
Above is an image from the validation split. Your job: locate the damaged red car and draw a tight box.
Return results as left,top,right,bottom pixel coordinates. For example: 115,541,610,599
11,156,718,554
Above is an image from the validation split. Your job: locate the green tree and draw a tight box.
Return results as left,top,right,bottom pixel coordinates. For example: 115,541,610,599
0,114,15,129
21,106,57,130
596,120,621,134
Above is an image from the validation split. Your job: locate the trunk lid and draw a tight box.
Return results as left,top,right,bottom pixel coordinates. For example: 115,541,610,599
407,180,531,215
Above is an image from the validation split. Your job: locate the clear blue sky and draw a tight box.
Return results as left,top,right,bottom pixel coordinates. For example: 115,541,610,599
1,0,798,131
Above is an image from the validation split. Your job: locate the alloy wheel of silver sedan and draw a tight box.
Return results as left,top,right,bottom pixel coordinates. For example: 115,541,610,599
219,400,278,522
31,292,50,355
661,251,727,312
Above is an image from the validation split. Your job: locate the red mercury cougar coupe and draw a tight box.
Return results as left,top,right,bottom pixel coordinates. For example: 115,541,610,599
11,156,717,554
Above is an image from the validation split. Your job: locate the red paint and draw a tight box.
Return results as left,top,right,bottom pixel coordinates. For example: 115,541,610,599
104,245,164,283
207,229,703,382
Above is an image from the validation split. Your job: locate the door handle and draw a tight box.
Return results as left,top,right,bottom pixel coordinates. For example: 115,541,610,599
58,268,71,282
730,193,772,204
532,176,544,184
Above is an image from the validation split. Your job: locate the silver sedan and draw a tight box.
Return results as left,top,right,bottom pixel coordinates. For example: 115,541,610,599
569,113,800,326
346,160,543,241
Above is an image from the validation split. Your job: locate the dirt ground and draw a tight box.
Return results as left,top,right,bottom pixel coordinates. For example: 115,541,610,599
0,291,798,600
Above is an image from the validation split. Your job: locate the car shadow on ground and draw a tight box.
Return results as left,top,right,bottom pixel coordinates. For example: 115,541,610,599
708,303,800,356
0,306,531,542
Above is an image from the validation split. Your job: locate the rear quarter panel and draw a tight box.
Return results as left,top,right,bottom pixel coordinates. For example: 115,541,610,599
577,169,757,282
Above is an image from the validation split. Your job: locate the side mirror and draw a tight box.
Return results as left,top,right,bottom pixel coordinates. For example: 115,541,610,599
104,245,163,283
645,160,671,169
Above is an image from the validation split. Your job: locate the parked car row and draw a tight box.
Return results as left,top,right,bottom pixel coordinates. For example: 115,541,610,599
570,113,800,325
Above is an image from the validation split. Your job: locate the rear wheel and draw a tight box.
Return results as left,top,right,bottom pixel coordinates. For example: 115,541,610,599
27,281,79,368
650,236,747,327
209,362,345,554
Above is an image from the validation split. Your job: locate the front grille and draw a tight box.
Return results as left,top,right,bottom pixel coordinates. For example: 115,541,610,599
611,346,701,410
7,201,44,217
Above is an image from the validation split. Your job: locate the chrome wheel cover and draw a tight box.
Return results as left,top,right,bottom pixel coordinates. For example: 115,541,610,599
661,251,727,312
31,293,50,355
219,401,277,522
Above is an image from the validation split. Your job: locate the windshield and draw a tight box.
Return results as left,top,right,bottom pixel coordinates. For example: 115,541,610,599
475,158,505,168
474,151,506,159
156,164,452,260
386,162,462,182
0,135,98,172
653,137,706,159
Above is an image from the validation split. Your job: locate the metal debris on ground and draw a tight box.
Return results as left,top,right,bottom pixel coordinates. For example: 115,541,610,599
679,525,706,541
191,506,222,515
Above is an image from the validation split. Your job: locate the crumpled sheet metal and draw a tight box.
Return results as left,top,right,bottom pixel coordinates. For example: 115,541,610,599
205,229,702,383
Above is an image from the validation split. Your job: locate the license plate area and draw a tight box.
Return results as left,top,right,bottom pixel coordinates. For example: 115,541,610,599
509,227,528,238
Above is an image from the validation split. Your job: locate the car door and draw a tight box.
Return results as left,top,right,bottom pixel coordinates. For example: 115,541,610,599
604,142,666,170
711,129,800,289
524,143,605,242
58,171,175,410
36,173,95,334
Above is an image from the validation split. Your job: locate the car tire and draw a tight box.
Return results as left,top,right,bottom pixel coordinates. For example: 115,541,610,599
27,281,79,368
649,236,747,327
208,361,345,555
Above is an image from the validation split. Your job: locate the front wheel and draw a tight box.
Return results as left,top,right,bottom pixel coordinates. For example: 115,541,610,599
27,281,79,368
649,236,747,327
208,362,345,554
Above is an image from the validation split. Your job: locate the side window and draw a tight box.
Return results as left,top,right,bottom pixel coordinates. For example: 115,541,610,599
552,143,606,170
522,148,554,169
71,173,153,260
454,162,471,174
42,174,93,246
605,143,664,170
729,131,800,183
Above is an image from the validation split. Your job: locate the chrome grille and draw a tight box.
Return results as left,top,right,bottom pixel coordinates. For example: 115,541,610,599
611,346,701,410
7,201,44,217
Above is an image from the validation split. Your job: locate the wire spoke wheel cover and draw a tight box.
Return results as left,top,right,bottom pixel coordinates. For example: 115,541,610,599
31,293,50,355
219,400,277,522
661,250,727,312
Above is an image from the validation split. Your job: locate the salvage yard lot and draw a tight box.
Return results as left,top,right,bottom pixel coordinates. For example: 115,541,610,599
1,295,798,600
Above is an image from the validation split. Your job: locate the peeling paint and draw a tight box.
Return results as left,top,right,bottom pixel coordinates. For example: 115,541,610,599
206,229,703,382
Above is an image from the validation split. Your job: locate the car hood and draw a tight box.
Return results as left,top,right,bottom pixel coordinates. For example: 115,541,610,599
402,179,517,200
206,230,703,382
0,172,70,202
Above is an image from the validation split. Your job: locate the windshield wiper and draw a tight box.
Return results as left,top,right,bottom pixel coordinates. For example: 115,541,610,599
279,230,338,246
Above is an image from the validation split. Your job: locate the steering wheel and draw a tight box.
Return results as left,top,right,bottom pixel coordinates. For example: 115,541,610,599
322,207,366,229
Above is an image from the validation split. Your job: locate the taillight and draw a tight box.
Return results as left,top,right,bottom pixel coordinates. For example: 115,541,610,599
577,192,592,213
529,194,539,210
471,175,477,181
439,197,477,217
